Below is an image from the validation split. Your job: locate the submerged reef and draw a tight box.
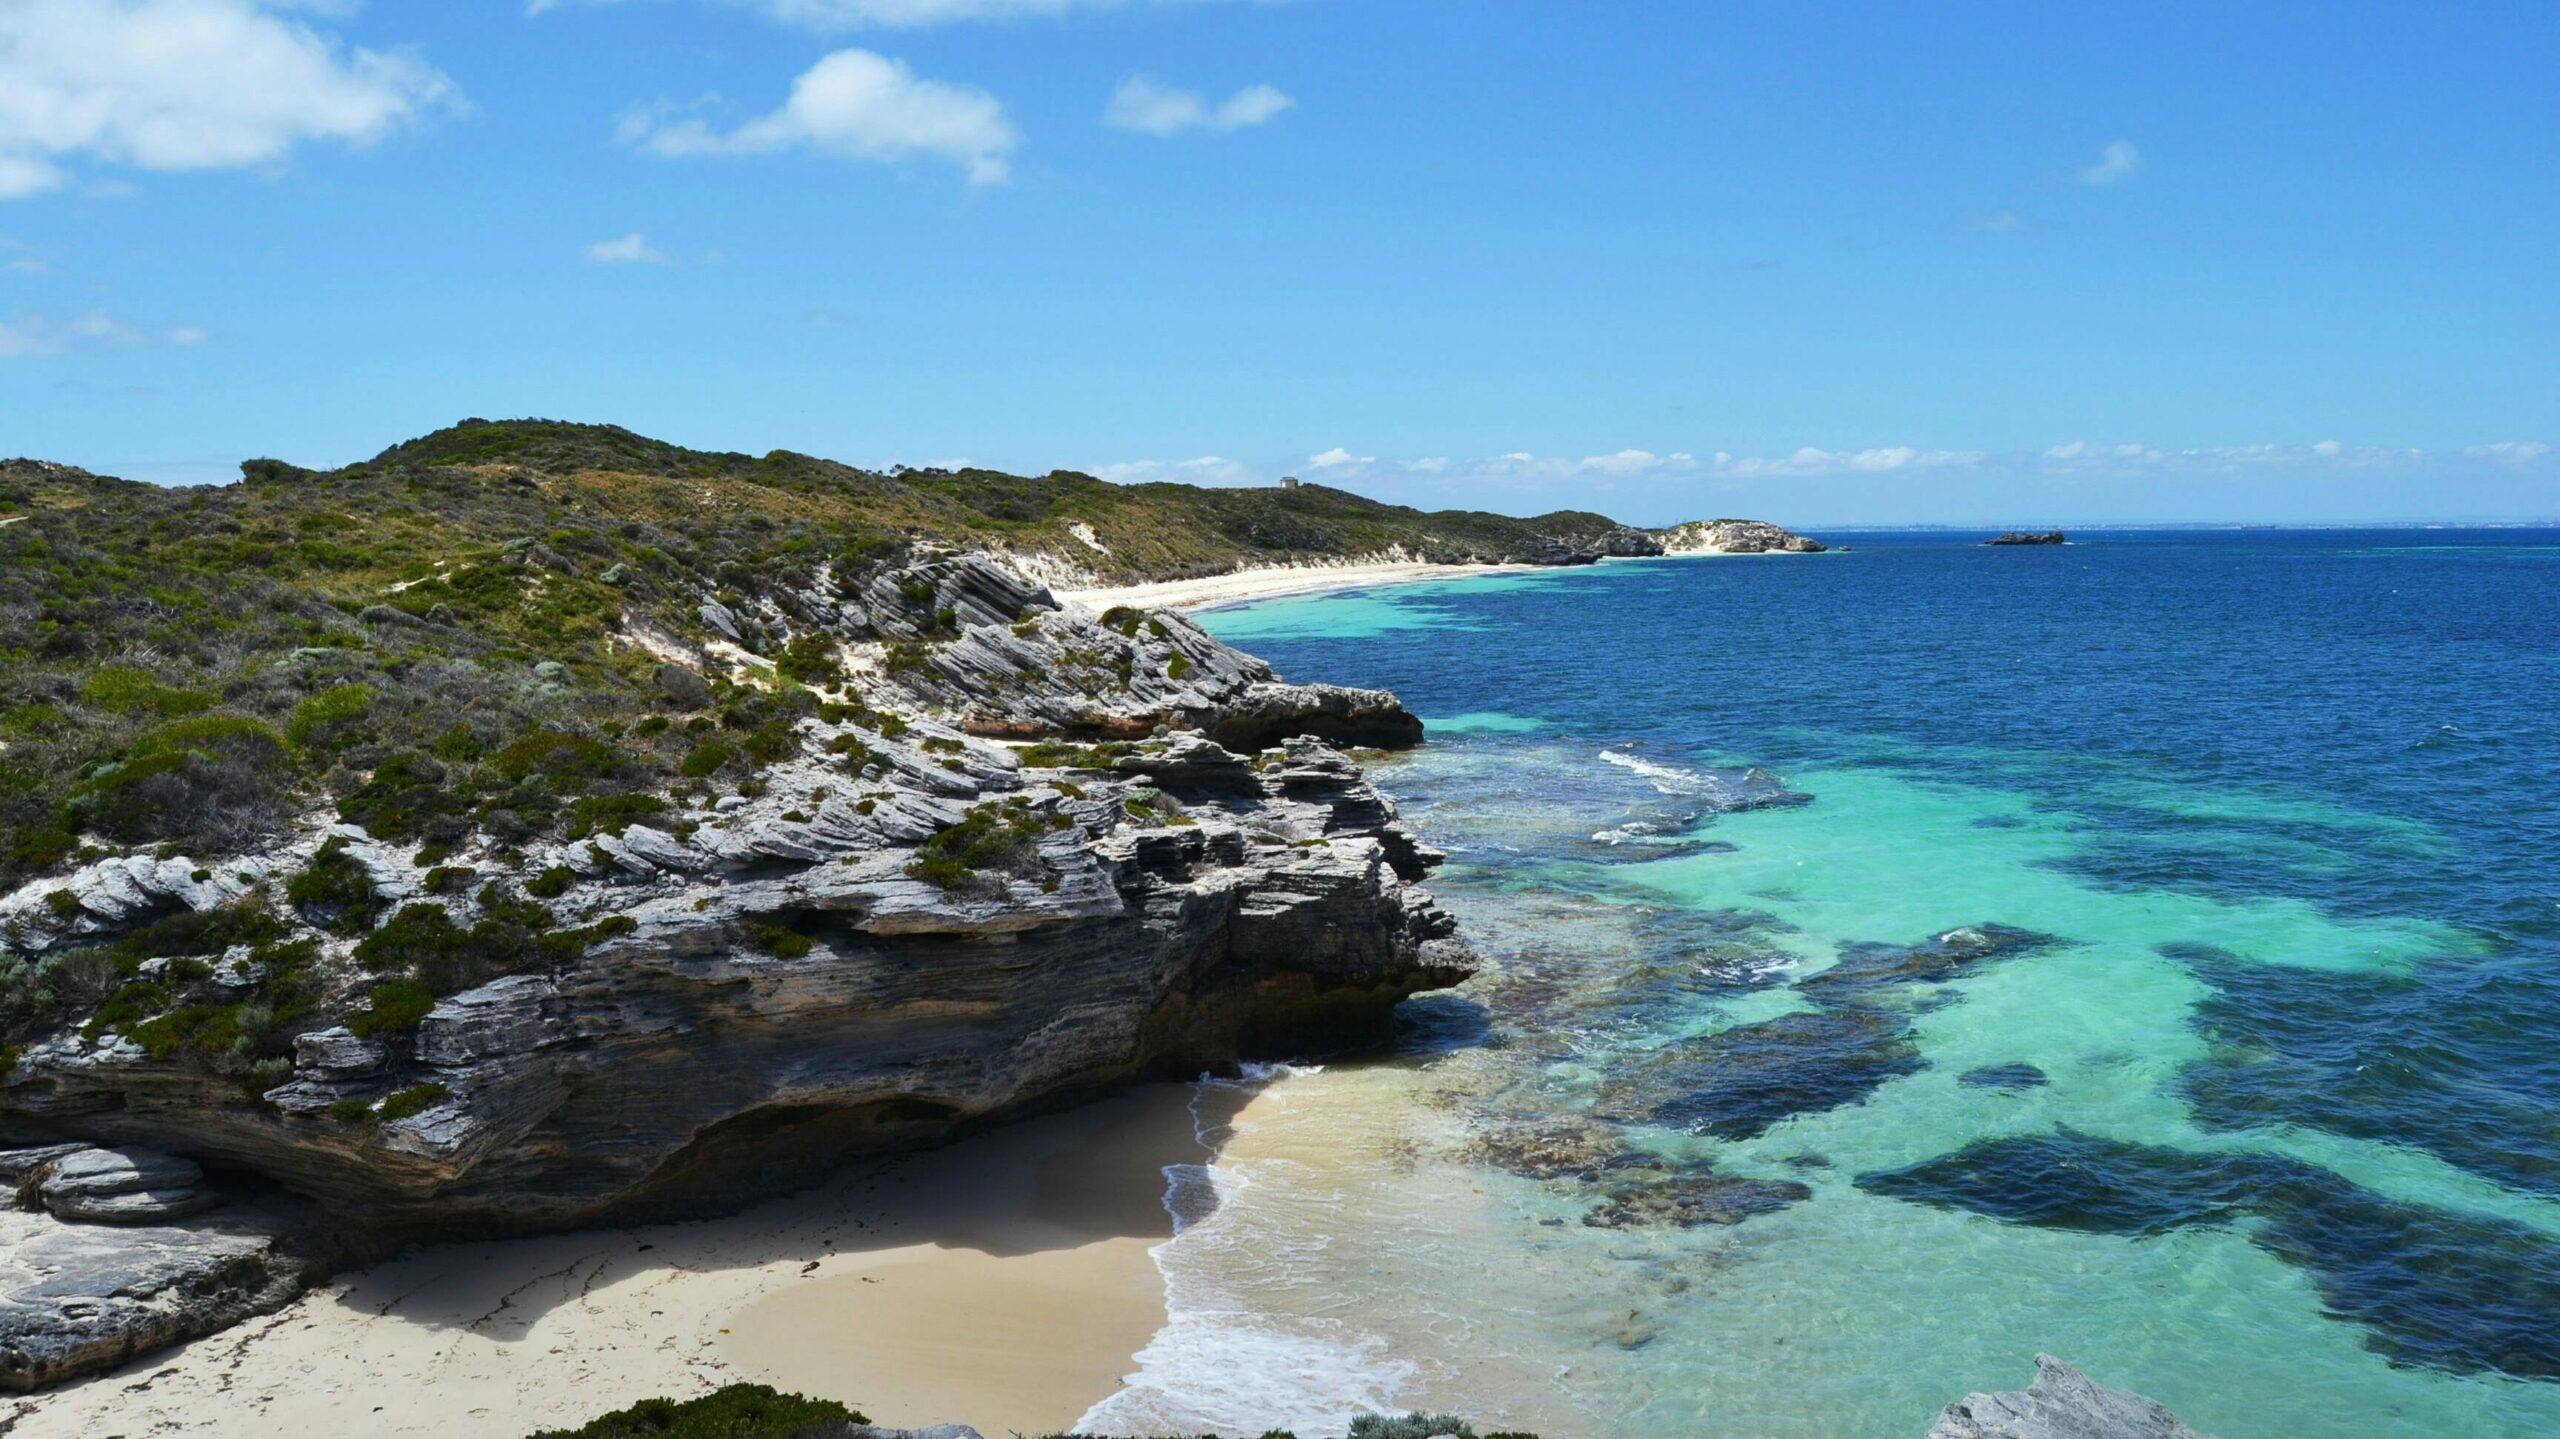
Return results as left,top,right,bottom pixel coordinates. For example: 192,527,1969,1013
1858,1130,2560,1380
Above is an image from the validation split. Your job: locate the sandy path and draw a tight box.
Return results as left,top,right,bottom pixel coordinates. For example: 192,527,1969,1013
5,1086,1207,1439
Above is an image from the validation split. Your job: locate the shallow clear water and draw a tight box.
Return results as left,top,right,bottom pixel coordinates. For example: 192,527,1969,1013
1085,533,2560,1439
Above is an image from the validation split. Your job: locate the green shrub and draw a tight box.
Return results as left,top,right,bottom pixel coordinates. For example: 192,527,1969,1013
741,920,813,959
338,752,458,840
286,683,378,749
774,629,841,686
524,1383,864,1439
80,664,214,717
679,740,736,778
492,729,625,788
287,837,382,935
525,865,575,898
345,978,436,1037
564,793,665,839
376,1081,451,1123
904,796,1070,893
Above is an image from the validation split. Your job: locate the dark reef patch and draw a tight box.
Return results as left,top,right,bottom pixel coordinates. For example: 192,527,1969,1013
2172,946,2560,1201
1595,1006,1923,1139
1593,924,2059,1140
1583,1172,1812,1229
1795,924,2058,1008
1856,1130,2560,1381
1959,1063,2049,1090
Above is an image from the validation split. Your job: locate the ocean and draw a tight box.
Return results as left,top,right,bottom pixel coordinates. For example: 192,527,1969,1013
1075,531,2560,1439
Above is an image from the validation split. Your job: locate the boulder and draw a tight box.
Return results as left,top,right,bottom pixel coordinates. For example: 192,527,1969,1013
1929,1355,2217,1439
0,1205,309,1392
34,1146,222,1225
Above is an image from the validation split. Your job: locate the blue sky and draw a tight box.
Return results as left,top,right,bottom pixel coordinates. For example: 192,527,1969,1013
2,0,2555,526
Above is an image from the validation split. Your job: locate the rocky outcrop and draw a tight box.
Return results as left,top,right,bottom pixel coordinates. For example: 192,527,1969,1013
1930,1355,2217,1439
0,1200,309,1392
1653,518,1826,554
839,552,1421,749
0,550,1474,1387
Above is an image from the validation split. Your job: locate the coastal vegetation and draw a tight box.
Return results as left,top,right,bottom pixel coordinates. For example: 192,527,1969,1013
0,417,1730,899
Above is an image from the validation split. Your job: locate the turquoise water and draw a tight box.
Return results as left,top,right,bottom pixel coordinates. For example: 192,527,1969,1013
1132,535,2560,1438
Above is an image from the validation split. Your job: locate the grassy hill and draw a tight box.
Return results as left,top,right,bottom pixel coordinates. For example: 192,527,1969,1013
0,418,1657,894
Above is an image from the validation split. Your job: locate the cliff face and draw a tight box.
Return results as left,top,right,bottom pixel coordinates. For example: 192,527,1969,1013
0,551,1471,1386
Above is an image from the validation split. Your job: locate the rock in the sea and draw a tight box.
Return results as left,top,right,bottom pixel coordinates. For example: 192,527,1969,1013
1929,1354,2216,1439
0,1204,309,1391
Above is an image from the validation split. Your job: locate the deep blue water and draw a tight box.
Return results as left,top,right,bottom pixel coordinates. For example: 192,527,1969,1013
1171,530,2560,1437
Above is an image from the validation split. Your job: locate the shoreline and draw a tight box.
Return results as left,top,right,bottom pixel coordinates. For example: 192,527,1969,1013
7,1085,1207,1439
1055,548,1790,615
1056,559,1551,613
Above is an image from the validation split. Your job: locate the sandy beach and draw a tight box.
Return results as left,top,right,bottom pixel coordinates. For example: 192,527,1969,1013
1056,559,1550,613
6,1085,1210,1439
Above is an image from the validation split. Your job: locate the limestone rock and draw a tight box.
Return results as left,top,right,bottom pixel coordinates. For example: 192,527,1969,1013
0,1205,309,1392
33,1146,222,1225
1654,518,1826,554
1929,1355,2217,1439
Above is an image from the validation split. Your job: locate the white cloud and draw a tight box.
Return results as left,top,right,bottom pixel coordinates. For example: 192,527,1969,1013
625,49,1017,185
2465,441,2552,463
583,231,671,264
1104,77,1292,136
0,309,204,358
2038,439,2437,472
2075,139,2142,186
1712,446,1983,479
1091,455,1257,486
1967,210,2025,232
535,0,1247,28
0,0,456,200
1305,446,1369,469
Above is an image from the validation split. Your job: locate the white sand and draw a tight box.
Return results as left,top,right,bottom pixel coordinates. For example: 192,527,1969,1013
1056,560,1549,613
5,1085,1206,1439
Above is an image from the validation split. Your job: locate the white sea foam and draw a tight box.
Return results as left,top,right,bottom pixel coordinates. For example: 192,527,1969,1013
1599,747,1713,795
1079,1065,1412,1437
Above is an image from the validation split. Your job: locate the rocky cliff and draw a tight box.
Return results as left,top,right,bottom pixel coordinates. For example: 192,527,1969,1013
0,550,1472,1388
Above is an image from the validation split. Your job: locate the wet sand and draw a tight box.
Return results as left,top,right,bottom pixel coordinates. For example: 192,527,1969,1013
5,1085,1205,1439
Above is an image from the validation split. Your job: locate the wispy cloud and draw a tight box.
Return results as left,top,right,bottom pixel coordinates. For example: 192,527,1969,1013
0,310,207,358
1087,439,2553,493
2075,139,2142,186
2464,441,2552,463
538,0,1252,29
1103,78,1293,136
623,48,1017,185
1966,210,2026,233
1091,455,1256,486
0,0,458,201
582,232,671,264
1714,447,1982,478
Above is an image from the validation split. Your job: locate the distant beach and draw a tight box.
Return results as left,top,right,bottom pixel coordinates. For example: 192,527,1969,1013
1053,547,1794,614
1056,560,1548,613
